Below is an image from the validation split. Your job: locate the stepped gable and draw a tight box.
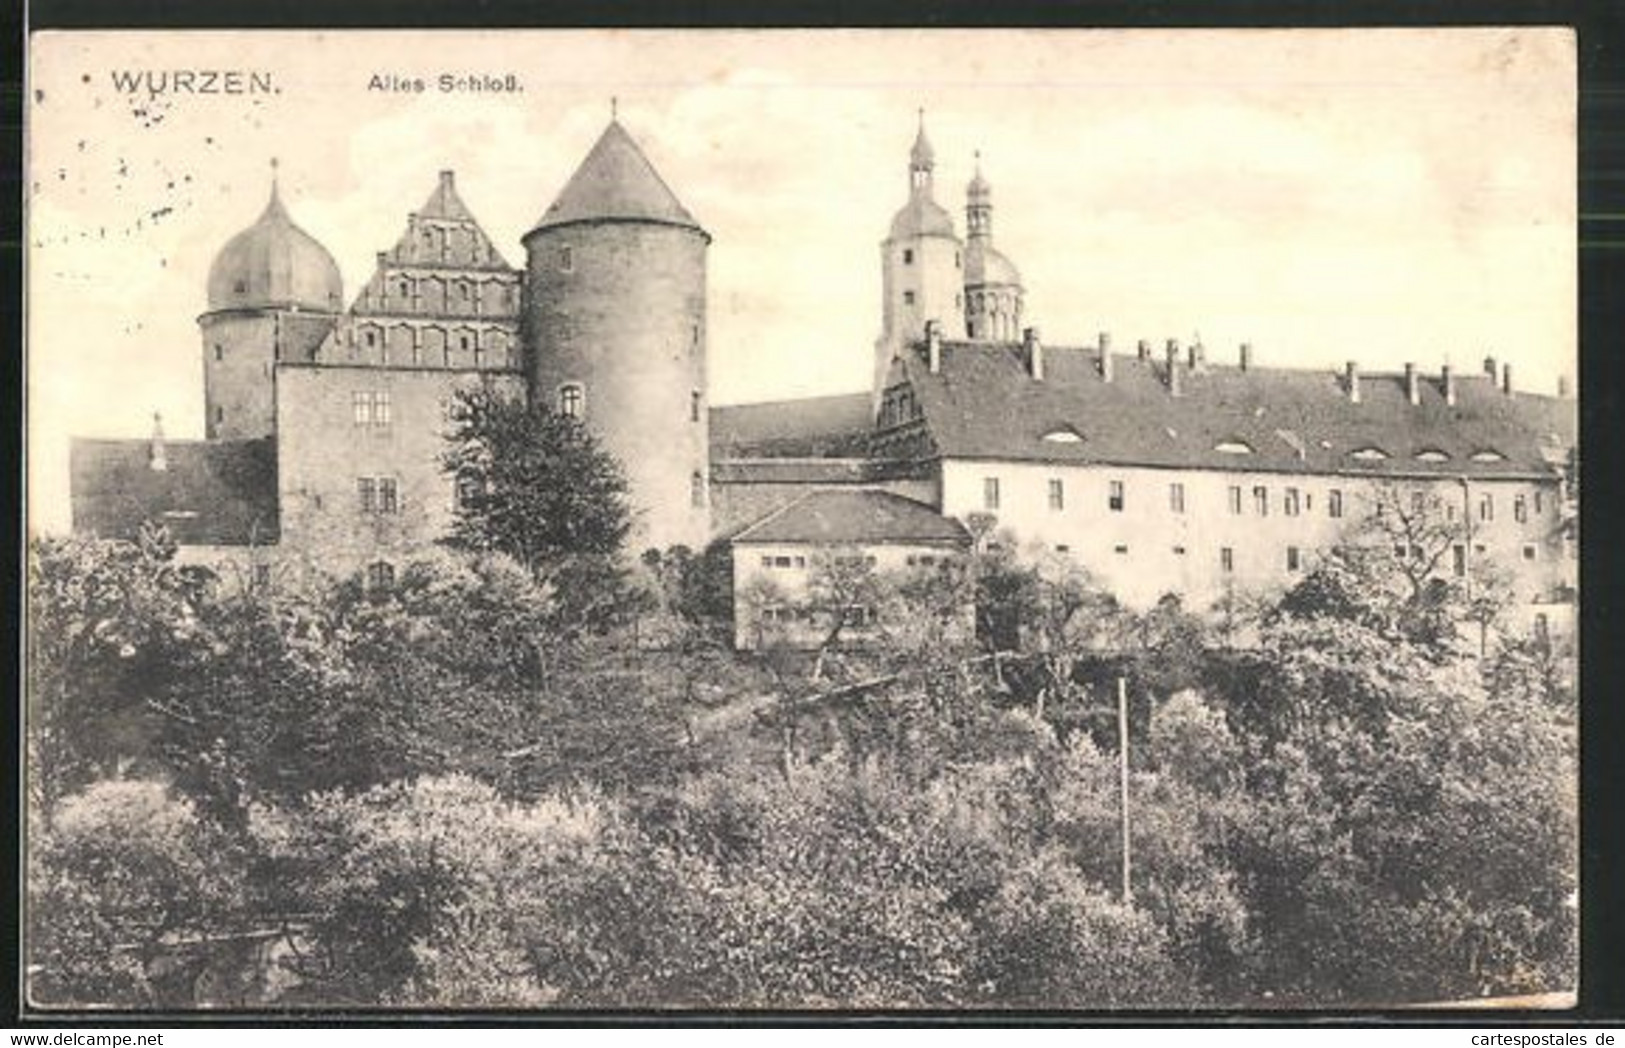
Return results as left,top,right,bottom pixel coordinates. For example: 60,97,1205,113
732,489,969,546
528,120,704,235
898,342,1574,479
70,437,280,546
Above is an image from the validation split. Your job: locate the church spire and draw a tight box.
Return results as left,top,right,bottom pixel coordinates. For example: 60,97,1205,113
910,109,935,193
967,150,992,239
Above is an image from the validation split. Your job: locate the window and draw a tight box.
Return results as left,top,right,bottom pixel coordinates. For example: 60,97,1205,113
558,383,584,419
1114,544,1129,555
1228,486,1243,515
1284,487,1300,517
1220,547,1234,573
1514,495,1528,523
1169,483,1186,514
983,477,1001,511
366,561,395,591
1328,489,1344,519
902,248,914,265
1452,545,1466,577
455,473,482,509
213,344,223,362
1172,545,1186,556
1479,494,1494,522
1522,543,1537,561
365,330,377,348
253,564,272,588
358,476,399,514
1411,491,1426,517
903,290,916,306
845,605,875,629
215,406,224,424
691,390,702,423
1053,546,1069,555
352,390,391,427
1535,490,1545,515
1048,478,1064,511
1253,485,1269,517
1287,546,1301,572
233,279,247,294
1108,480,1125,512
760,556,772,568
772,556,793,568
559,246,573,272
691,471,705,509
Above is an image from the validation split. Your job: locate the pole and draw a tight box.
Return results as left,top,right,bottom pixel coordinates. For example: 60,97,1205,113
1118,675,1132,904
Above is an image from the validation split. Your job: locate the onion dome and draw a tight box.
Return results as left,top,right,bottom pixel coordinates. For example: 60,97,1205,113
967,159,991,204
889,112,956,240
528,119,704,237
206,168,343,313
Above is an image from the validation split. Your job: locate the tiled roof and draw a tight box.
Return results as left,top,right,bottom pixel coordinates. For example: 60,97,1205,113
711,458,872,484
710,392,875,460
70,437,279,546
894,342,1574,479
528,120,703,236
733,489,969,546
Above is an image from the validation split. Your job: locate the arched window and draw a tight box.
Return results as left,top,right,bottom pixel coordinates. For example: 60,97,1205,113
558,383,584,419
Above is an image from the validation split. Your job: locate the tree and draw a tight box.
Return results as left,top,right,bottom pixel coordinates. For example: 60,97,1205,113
441,384,632,580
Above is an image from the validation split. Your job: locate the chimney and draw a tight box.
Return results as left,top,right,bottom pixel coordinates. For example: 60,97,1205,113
1186,340,1206,373
148,412,167,472
1239,342,1253,372
1404,362,1419,405
1557,375,1570,398
439,169,455,190
1024,327,1044,381
1345,360,1361,404
1165,339,1182,397
1502,362,1513,395
1098,331,1113,382
926,320,942,374
1483,355,1498,378
1442,363,1457,406
1136,338,1151,362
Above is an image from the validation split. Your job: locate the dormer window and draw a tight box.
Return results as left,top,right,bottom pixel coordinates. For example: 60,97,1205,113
1041,427,1084,444
1214,440,1254,455
1350,446,1390,461
1415,449,1450,462
1470,448,1507,463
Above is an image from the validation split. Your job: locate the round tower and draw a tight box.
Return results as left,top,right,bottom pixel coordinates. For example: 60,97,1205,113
199,163,342,440
963,154,1025,342
521,118,711,553
874,112,965,398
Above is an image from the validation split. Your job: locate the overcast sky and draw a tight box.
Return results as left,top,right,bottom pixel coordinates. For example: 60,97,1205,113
27,28,1575,534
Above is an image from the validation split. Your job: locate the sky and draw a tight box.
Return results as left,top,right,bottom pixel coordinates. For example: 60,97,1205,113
26,28,1576,534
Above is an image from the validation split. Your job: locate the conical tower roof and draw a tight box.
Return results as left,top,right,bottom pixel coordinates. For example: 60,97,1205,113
528,120,703,237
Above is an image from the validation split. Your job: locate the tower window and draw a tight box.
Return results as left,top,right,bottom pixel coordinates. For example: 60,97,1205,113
1108,480,1125,512
233,279,246,294
902,248,914,265
558,383,584,419
215,406,224,424
213,344,223,362
559,246,573,271
903,290,915,306
690,390,701,423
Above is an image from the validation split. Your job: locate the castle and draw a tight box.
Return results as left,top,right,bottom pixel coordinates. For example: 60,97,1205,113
69,114,1577,647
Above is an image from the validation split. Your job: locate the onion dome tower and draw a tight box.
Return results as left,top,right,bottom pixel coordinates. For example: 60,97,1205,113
874,111,965,399
199,161,342,439
962,153,1025,342
521,116,711,553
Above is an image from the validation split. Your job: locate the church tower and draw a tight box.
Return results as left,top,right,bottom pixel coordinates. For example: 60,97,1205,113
962,155,1025,342
874,113,964,398
521,117,711,553
198,164,342,440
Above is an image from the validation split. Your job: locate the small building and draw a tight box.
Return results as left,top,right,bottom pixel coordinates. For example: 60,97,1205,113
731,489,971,650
